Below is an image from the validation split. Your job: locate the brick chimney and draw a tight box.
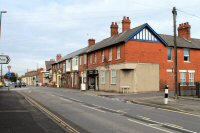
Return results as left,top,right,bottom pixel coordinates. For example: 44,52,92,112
88,39,95,47
56,54,62,61
122,16,131,32
110,22,118,36
178,22,191,41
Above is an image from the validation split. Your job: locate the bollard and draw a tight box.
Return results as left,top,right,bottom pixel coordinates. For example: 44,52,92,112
164,85,169,104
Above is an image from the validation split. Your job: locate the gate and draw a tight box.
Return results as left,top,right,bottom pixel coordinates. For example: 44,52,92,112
178,82,200,98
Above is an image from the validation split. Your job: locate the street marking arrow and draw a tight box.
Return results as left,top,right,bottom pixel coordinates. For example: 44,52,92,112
0,55,11,64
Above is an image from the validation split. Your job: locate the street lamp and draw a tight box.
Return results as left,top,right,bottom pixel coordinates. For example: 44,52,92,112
0,11,7,82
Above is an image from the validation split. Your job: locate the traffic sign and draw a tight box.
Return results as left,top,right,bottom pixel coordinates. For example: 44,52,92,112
0,55,10,64
7,72,12,79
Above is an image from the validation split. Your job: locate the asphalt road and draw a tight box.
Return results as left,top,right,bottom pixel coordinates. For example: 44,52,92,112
19,87,200,133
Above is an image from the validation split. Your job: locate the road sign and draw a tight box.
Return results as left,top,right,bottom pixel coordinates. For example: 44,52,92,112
7,72,12,79
0,55,10,64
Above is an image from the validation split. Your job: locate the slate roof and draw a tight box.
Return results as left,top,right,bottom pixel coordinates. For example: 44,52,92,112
159,34,200,49
45,61,55,71
88,24,146,52
52,23,200,65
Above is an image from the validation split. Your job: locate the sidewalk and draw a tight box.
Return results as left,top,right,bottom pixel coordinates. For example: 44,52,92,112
0,89,66,133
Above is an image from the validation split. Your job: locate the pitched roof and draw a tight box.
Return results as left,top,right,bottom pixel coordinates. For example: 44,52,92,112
88,24,146,52
45,61,55,71
58,46,90,63
159,34,200,49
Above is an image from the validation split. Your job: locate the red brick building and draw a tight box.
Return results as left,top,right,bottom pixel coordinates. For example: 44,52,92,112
51,16,200,92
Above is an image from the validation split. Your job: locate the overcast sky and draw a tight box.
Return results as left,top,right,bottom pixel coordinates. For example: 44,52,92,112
0,0,200,75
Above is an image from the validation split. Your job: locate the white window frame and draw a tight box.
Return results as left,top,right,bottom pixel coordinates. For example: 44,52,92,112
168,48,172,61
90,54,92,64
102,50,105,62
94,52,97,63
189,72,195,86
117,46,121,59
111,70,117,85
75,57,78,65
109,48,112,61
184,48,190,62
79,56,82,65
84,54,87,64
180,72,187,86
101,71,106,84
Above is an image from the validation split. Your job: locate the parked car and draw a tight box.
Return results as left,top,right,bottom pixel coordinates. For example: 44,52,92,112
21,82,26,87
15,82,21,88
0,82,4,87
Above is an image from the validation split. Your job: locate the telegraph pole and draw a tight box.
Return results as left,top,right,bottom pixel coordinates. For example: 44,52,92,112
172,7,178,98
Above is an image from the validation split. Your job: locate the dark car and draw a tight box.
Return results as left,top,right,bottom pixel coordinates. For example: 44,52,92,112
15,82,21,88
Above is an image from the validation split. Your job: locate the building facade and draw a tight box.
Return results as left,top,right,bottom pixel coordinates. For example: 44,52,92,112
50,16,200,92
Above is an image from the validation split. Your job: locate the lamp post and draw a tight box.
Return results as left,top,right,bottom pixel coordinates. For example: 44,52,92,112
0,11,7,82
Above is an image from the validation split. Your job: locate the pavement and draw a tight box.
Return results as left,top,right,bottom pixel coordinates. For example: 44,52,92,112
0,88,66,133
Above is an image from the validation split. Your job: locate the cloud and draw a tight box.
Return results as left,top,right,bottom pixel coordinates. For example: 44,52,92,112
0,0,200,75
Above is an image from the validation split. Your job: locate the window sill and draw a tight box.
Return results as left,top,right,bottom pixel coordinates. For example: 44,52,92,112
167,60,173,62
180,85,187,86
115,58,121,61
184,61,190,63
108,59,112,62
111,83,116,85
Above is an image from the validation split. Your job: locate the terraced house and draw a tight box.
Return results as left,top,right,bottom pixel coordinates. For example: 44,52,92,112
51,16,200,92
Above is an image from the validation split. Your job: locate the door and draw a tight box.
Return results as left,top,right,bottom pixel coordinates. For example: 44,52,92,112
89,77,95,90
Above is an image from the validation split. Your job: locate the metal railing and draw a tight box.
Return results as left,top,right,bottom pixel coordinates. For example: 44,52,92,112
178,82,200,98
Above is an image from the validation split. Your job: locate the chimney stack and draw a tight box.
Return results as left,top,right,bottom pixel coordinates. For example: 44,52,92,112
56,54,62,61
110,22,118,36
178,22,191,41
122,16,131,32
88,39,95,47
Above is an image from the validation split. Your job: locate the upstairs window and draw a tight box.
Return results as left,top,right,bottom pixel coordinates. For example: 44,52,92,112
117,46,121,59
184,49,190,62
94,52,97,63
75,57,78,65
79,56,82,65
168,48,172,61
109,48,112,61
84,54,87,64
90,54,92,64
102,50,105,62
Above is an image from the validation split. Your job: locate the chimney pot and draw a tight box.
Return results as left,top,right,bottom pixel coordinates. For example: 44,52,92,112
178,22,191,41
122,16,131,32
88,39,95,47
110,22,118,36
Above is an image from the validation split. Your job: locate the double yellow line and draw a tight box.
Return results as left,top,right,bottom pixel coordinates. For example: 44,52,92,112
19,92,79,133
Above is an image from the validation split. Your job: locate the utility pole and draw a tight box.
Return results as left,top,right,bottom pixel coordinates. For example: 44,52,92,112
172,7,178,98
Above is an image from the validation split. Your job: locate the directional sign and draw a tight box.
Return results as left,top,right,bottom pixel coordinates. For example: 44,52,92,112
0,55,10,64
7,72,12,79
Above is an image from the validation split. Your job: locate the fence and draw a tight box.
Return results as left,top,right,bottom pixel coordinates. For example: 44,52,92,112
178,82,200,98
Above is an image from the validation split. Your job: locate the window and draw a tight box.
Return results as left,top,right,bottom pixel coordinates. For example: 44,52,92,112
117,46,121,59
74,73,78,85
75,57,78,65
184,49,190,62
189,72,195,86
168,48,172,61
90,54,92,64
102,50,105,62
180,72,186,86
101,71,106,84
109,48,112,61
79,56,82,65
111,70,117,84
84,54,87,64
63,64,66,73
94,52,97,63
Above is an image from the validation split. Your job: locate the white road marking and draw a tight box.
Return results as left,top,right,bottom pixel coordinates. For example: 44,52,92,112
81,105,105,113
92,104,127,114
59,97,72,103
136,115,197,133
128,118,173,133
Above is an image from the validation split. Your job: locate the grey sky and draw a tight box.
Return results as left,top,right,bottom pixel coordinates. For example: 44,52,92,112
0,0,200,75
